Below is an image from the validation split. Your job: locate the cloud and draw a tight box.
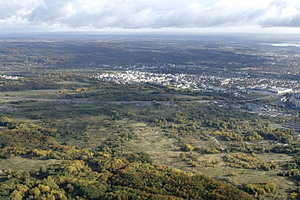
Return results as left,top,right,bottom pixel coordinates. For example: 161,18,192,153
0,0,300,31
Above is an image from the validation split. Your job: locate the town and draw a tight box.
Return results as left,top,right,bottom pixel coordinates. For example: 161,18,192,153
94,66,300,118
94,67,298,95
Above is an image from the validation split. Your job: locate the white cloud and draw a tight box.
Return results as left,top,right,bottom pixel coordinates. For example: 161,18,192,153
0,0,300,32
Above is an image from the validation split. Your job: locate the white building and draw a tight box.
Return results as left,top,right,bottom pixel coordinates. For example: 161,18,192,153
268,87,293,95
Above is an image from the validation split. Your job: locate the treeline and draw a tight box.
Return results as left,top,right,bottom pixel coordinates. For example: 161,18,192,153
0,73,94,92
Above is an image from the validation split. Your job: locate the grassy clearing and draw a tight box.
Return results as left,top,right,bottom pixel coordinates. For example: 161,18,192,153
257,153,293,162
124,124,181,167
0,89,72,104
0,157,61,172
56,81,92,86
1,89,61,97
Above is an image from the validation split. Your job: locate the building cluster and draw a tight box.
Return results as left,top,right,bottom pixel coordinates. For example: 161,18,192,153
94,71,198,90
0,74,20,80
94,69,297,97
94,70,251,91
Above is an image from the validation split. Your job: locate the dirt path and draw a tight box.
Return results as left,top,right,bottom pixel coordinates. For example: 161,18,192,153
212,137,224,151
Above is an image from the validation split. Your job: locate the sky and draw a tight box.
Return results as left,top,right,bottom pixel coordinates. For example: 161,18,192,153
1,0,300,34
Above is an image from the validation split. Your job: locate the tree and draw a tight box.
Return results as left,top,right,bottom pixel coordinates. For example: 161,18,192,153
29,187,41,197
183,144,194,152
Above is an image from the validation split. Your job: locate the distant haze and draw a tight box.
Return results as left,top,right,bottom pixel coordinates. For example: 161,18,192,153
1,0,300,33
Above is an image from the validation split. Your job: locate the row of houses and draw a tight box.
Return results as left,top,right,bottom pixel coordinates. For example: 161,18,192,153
0,74,20,80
